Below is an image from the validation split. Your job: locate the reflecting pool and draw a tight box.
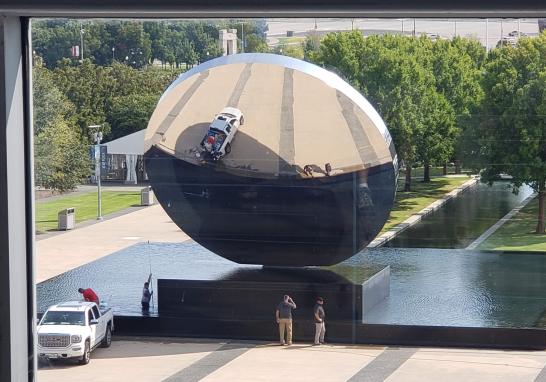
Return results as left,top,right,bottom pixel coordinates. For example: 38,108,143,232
385,181,534,248
37,241,546,328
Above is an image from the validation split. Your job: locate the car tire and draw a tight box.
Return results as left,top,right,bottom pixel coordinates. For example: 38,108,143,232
79,340,90,365
101,325,112,348
240,115,245,125
225,143,231,154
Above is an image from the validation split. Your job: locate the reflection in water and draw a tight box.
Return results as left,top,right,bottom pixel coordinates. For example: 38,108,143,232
357,247,546,328
386,182,534,248
38,242,546,328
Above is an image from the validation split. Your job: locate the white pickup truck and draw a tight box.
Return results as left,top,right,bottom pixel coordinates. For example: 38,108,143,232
38,301,114,365
200,107,244,161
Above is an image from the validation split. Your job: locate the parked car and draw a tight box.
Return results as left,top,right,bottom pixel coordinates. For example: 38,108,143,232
38,301,114,365
200,107,244,161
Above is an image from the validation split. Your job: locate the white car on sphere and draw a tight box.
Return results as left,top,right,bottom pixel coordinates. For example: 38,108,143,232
38,301,114,365
200,107,244,160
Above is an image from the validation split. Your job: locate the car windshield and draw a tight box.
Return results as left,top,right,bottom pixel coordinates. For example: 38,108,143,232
40,311,85,326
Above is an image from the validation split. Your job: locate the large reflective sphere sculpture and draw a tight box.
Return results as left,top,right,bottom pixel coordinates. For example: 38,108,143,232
144,54,397,266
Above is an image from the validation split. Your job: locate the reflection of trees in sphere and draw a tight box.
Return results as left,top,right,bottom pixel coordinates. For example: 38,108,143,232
144,54,397,267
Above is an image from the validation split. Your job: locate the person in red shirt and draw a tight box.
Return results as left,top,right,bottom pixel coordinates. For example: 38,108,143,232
78,288,100,305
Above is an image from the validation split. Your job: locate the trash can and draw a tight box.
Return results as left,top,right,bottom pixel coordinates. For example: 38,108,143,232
141,187,154,206
58,207,75,230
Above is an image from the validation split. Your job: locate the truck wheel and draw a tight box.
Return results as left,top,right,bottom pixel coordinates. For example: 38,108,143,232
101,325,112,348
225,143,231,154
240,115,245,125
79,341,90,365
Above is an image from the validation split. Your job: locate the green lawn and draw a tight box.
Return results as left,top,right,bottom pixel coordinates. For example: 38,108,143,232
276,36,306,45
478,197,546,252
400,166,473,179
381,175,472,233
36,191,140,232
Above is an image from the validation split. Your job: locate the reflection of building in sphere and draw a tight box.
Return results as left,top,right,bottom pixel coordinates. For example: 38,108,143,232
144,53,397,267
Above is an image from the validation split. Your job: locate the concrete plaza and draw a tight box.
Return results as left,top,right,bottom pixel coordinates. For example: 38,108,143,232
35,197,546,382
36,204,188,282
38,337,546,382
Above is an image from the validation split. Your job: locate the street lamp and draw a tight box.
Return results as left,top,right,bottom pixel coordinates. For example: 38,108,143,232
89,124,103,220
112,46,115,61
80,22,84,62
239,22,245,53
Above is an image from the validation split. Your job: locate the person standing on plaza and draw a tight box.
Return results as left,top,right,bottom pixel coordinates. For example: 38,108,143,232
314,297,326,345
276,295,297,345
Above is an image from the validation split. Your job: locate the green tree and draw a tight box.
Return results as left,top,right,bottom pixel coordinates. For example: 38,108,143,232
50,59,113,138
33,66,76,134
303,30,322,61
359,47,430,190
108,93,158,140
312,31,366,90
477,35,546,233
416,88,457,182
314,32,460,188
33,20,80,68
35,117,91,192
179,40,199,68
245,34,269,53
274,43,304,60
431,37,485,174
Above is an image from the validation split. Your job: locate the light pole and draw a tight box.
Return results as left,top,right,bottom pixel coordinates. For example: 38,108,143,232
80,22,84,62
112,46,115,61
239,22,245,53
89,125,103,220
485,18,489,51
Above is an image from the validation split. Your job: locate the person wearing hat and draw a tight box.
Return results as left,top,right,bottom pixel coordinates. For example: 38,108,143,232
314,297,326,345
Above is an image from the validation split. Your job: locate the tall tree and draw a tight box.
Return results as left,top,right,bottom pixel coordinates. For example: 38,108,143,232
315,32,456,190
108,93,158,140
477,35,546,233
50,59,114,139
35,116,91,192
431,37,485,174
33,66,76,134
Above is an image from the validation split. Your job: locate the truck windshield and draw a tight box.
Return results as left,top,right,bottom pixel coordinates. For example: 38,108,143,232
41,311,85,326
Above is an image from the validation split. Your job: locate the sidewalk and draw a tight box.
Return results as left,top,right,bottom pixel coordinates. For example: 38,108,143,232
36,204,188,283
38,337,546,382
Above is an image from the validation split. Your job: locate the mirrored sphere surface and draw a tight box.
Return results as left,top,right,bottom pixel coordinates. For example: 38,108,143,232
145,53,397,266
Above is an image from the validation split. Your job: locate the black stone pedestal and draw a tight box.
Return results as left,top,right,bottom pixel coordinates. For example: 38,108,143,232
158,265,390,325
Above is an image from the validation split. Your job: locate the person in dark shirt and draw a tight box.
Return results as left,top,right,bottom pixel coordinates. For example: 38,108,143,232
141,273,153,313
275,295,297,345
314,297,326,345
78,288,100,305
